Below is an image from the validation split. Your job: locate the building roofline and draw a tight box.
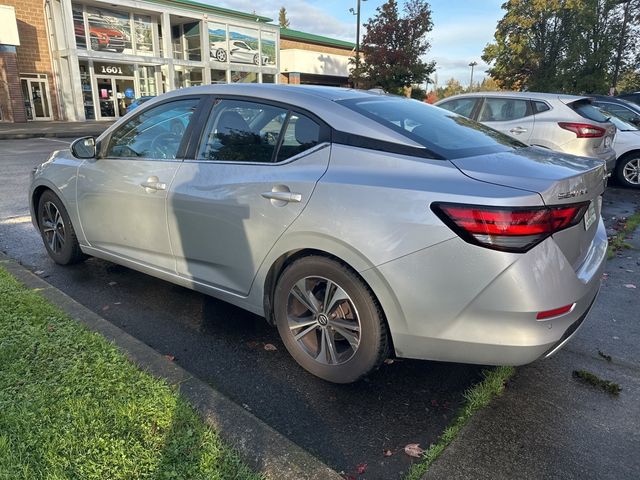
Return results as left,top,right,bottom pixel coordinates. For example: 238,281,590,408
151,0,273,23
280,28,355,50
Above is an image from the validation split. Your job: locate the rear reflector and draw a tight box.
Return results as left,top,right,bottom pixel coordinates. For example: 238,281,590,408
431,202,590,253
558,122,606,138
536,303,575,320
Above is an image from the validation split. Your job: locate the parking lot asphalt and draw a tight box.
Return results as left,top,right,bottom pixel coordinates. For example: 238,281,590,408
3,138,639,480
0,137,483,480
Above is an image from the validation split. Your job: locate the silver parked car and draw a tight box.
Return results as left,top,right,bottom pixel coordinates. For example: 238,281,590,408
30,85,607,383
436,92,617,172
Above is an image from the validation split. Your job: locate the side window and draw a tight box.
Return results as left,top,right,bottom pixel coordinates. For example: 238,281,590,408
277,113,321,162
479,98,530,122
106,99,198,159
596,102,639,123
533,101,550,113
197,99,288,162
437,98,477,118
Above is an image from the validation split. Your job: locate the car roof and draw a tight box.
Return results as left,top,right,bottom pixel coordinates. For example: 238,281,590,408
436,91,589,104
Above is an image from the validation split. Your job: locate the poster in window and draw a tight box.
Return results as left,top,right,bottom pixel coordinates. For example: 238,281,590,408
227,26,262,65
208,22,227,64
261,30,276,66
86,7,132,54
134,14,153,55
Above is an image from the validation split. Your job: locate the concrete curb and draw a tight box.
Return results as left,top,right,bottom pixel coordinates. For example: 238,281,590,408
0,252,343,480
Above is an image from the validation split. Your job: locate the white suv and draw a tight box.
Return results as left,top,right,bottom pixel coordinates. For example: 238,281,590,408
436,92,617,172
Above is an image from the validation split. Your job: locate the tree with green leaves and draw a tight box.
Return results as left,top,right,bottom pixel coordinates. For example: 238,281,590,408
352,0,436,94
278,7,290,29
483,0,640,94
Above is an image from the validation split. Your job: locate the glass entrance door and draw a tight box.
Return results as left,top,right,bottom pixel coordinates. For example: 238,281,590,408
96,77,116,119
96,76,136,119
20,77,52,120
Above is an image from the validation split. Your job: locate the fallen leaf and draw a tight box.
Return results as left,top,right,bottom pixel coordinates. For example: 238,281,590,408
383,358,395,365
624,284,637,289
114,302,121,305
246,341,259,349
34,270,45,275
47,324,55,332
404,443,424,458
383,449,393,457
164,354,175,361
101,305,110,311
108,281,117,286
264,343,277,351
356,463,367,474
430,399,439,407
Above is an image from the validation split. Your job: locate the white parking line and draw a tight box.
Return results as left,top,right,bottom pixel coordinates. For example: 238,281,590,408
37,137,71,145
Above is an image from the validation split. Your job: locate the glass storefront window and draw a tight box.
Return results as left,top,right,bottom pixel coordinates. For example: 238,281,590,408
211,69,227,84
183,22,201,61
262,73,275,83
73,5,86,49
139,66,158,96
134,15,153,55
231,71,257,83
171,25,183,60
79,61,94,119
175,66,203,88
158,24,163,56
86,7,132,54
208,21,227,65
228,26,261,65
261,31,276,67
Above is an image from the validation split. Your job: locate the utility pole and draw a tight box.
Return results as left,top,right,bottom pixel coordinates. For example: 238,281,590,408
349,0,366,88
468,61,477,91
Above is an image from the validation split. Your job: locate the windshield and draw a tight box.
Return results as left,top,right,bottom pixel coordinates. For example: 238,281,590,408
338,96,526,159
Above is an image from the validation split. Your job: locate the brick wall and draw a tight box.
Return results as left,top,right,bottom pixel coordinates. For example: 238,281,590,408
2,0,59,120
0,50,28,122
280,38,353,58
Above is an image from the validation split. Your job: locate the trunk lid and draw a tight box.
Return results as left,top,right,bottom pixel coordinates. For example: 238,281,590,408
450,146,607,268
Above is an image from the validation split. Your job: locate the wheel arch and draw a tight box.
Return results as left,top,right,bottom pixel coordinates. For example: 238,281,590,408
261,247,397,356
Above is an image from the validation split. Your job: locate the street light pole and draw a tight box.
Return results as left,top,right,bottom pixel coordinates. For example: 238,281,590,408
349,0,365,88
468,61,477,91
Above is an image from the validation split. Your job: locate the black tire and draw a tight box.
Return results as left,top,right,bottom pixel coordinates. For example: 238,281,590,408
615,153,640,189
37,190,86,265
274,256,389,383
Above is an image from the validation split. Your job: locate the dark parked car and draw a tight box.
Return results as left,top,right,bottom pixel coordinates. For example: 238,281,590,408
618,92,640,106
590,95,640,127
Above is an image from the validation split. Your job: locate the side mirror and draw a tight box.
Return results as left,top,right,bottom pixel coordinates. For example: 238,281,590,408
71,136,96,159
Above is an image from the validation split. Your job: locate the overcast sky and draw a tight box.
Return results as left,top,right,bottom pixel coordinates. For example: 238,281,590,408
208,0,505,87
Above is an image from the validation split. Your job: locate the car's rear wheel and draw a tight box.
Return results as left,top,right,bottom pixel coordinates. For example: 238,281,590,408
616,154,640,189
274,256,389,383
37,190,86,265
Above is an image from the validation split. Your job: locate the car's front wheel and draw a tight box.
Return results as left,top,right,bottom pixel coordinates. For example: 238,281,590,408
274,256,389,383
37,190,86,265
616,153,640,189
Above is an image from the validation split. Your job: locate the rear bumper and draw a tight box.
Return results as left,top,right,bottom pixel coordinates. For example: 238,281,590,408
363,217,607,366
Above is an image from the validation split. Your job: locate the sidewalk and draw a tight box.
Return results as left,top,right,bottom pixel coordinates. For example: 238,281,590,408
0,120,114,140
424,188,640,480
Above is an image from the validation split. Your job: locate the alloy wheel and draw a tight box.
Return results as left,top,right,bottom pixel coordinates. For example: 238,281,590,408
623,158,640,185
41,201,65,254
287,276,361,365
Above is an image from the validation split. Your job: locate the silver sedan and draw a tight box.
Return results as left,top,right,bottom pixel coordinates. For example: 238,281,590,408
30,85,608,383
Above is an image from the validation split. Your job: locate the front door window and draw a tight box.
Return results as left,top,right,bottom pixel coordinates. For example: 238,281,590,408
97,77,116,118
20,76,53,121
96,75,136,119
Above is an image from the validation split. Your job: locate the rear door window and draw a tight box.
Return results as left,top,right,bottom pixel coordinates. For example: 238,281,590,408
478,98,531,122
593,101,640,125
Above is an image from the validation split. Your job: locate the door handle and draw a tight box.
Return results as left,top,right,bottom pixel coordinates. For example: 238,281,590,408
140,176,167,192
509,126,527,134
261,191,302,203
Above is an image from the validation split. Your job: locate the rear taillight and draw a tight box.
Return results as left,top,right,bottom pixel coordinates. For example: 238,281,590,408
431,202,590,253
558,122,606,138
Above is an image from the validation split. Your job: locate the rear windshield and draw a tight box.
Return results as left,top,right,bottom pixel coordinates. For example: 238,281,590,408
337,96,526,160
569,99,610,123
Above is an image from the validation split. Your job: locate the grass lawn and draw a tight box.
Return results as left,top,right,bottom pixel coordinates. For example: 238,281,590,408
0,266,261,480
